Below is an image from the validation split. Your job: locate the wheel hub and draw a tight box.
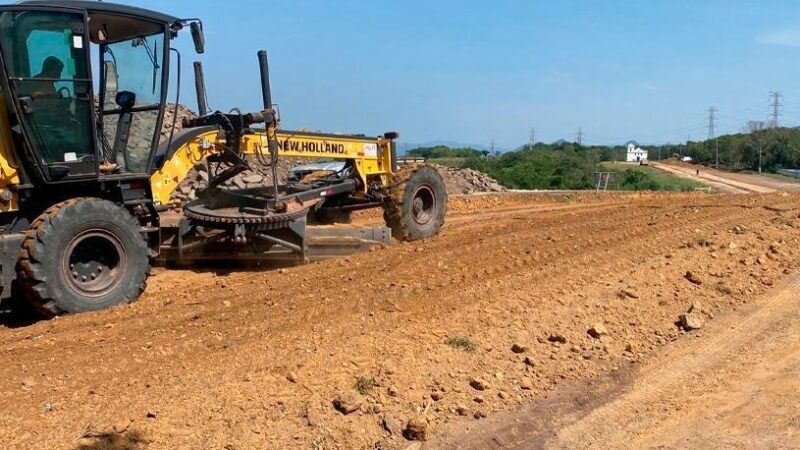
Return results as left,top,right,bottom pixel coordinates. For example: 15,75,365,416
62,230,126,298
411,185,436,226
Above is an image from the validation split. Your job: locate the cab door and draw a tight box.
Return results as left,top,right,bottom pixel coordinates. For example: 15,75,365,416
0,8,97,181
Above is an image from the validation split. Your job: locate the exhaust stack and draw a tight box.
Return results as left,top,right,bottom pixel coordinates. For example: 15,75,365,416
193,61,208,117
257,50,273,111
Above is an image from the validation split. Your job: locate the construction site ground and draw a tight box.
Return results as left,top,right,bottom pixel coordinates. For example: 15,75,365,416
3,187,800,449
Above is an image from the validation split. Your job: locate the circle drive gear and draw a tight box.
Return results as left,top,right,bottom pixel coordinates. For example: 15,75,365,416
183,197,317,228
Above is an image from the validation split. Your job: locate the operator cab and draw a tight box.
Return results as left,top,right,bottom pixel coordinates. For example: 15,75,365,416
0,1,202,183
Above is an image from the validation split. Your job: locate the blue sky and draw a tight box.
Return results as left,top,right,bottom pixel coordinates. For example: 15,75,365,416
117,0,800,149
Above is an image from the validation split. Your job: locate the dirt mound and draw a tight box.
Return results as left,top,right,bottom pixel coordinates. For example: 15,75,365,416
159,103,197,141
170,157,314,205
156,105,313,206
157,105,505,203
433,165,507,194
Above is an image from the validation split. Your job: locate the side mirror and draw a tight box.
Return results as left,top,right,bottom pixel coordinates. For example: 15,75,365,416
191,22,205,54
104,60,118,94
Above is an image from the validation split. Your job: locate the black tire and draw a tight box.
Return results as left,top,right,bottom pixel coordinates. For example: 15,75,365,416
17,198,149,317
383,165,447,241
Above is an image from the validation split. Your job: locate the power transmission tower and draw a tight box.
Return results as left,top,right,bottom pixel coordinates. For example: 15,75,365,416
707,107,717,140
529,127,535,151
490,139,495,155
707,107,719,168
576,127,583,145
770,91,783,128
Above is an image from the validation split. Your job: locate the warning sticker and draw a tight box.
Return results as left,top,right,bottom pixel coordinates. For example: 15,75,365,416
363,143,378,158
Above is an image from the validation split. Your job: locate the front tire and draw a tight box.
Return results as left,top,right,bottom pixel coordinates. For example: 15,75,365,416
17,198,149,317
383,165,447,241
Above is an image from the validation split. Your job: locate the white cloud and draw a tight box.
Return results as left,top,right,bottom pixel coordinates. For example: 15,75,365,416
756,27,800,47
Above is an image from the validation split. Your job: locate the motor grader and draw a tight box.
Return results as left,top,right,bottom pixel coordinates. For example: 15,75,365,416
0,1,447,317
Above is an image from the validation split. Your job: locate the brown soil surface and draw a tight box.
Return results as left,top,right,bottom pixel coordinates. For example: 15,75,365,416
2,191,800,449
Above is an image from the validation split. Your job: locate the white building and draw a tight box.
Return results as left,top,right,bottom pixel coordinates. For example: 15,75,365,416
626,143,648,163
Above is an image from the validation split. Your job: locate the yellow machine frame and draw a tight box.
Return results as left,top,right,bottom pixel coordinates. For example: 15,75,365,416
0,94,20,213
151,128,396,207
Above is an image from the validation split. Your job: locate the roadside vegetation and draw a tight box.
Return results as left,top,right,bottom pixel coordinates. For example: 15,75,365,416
599,162,704,191
407,142,699,191
407,127,800,191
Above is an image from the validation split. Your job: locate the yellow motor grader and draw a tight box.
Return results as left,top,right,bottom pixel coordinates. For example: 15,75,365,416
0,1,447,316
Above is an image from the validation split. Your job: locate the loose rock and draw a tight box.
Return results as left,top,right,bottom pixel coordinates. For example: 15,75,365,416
403,417,428,441
469,377,489,391
588,323,608,339
383,415,403,436
679,313,705,331
684,271,703,286
511,343,528,354
332,394,362,415
523,356,536,366
621,289,639,299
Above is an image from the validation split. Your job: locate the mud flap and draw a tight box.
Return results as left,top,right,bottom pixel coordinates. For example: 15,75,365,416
0,233,24,300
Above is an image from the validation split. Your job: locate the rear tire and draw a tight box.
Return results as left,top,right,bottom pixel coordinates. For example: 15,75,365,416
383,165,447,241
17,198,149,317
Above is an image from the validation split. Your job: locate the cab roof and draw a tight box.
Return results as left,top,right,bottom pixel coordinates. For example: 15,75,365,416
13,1,182,43
16,1,179,25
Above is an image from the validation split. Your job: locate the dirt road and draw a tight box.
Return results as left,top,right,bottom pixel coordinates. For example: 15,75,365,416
427,270,800,450
553,272,800,449
655,161,800,194
2,191,800,449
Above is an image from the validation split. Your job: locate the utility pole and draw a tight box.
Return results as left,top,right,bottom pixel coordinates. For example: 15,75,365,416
685,134,691,157
576,127,583,145
707,107,719,168
770,91,783,128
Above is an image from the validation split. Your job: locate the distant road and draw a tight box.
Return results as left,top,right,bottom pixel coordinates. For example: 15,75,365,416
654,161,800,194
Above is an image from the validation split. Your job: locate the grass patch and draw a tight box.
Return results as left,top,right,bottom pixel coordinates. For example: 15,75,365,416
696,236,713,247
598,162,705,192
445,335,478,352
354,376,375,395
